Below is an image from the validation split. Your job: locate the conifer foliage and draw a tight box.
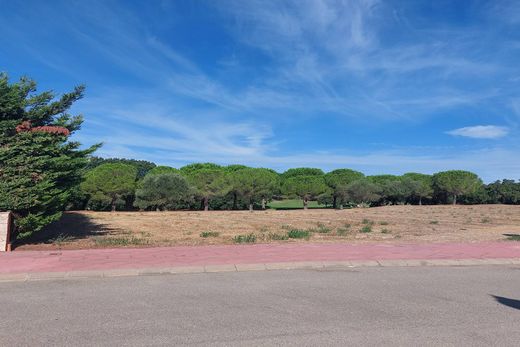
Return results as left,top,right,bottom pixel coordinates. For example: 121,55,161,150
0,74,98,238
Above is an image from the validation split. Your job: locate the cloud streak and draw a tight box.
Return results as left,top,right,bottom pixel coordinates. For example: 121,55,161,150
447,125,509,139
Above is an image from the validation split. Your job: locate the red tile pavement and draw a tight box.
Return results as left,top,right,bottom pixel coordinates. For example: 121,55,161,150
1,242,519,274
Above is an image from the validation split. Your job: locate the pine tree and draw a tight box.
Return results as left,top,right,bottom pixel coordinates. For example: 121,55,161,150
0,73,98,238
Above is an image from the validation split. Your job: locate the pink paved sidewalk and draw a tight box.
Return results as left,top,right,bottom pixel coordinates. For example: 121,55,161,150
1,241,520,274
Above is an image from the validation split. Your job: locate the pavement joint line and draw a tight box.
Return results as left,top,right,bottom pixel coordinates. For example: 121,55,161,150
204,264,237,273
0,273,29,283
1,258,519,282
235,263,267,271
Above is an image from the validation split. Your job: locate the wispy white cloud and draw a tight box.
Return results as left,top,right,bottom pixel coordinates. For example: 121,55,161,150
74,93,275,160
446,125,509,139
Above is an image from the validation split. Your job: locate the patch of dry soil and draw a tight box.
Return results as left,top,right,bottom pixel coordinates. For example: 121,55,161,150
16,205,520,250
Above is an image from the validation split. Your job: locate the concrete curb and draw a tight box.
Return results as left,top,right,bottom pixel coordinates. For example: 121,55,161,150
1,258,519,283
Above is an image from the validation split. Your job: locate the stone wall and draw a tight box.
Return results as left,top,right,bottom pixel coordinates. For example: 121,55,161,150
0,212,12,252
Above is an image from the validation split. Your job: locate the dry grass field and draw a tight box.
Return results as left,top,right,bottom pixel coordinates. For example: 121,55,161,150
16,204,520,250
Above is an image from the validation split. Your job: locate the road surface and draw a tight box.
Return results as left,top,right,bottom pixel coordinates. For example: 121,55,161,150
1,266,519,346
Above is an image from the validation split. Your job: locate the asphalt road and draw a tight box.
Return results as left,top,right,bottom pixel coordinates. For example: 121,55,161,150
1,266,519,346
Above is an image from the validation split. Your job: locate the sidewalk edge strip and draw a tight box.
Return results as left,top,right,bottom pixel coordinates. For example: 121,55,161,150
1,258,519,283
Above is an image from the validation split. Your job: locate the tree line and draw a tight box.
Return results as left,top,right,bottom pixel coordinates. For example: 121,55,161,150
76,158,520,212
1,74,519,240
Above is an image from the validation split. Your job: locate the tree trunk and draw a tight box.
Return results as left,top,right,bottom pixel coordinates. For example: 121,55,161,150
339,203,344,210
204,197,209,211
232,192,238,210
453,194,457,205
156,207,160,212
111,198,116,212
249,203,253,212
261,198,266,210
303,197,308,210
332,195,337,209
419,197,422,206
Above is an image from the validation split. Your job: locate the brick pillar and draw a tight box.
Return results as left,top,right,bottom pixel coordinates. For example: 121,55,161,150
0,212,12,252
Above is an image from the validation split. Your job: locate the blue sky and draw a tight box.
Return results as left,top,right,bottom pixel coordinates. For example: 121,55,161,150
1,0,519,182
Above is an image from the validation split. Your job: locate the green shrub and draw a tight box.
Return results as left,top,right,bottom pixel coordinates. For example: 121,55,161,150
233,233,257,243
287,229,311,239
506,235,520,241
481,217,491,223
379,221,389,225
200,231,220,238
430,220,439,225
360,225,373,233
381,228,391,234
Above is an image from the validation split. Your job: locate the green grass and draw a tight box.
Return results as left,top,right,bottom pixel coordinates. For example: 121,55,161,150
200,231,220,238
379,221,389,225
429,220,439,225
267,199,326,210
360,225,373,233
233,233,257,243
287,229,312,239
381,228,391,234
481,217,491,223
506,235,520,241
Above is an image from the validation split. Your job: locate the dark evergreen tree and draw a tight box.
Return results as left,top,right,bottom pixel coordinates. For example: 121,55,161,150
0,74,98,238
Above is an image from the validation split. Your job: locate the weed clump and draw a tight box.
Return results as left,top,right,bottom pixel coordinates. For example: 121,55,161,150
94,237,148,246
336,223,351,236
51,234,73,246
287,229,311,239
268,233,289,241
200,231,220,238
313,222,332,233
360,225,373,233
362,219,374,226
233,233,257,243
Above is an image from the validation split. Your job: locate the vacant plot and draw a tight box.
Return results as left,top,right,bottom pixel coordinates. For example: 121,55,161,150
16,205,520,250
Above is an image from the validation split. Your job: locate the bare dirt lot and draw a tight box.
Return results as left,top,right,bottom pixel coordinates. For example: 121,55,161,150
16,205,520,250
